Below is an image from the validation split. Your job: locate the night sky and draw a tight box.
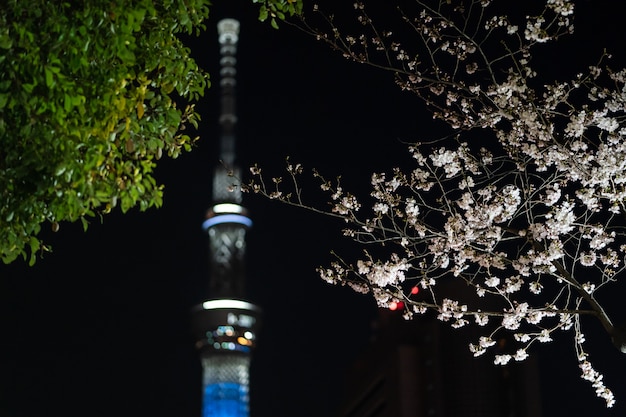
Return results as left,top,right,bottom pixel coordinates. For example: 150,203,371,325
2,1,626,417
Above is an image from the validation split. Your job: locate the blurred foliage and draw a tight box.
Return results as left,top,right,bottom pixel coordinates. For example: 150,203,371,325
255,0,303,28
0,0,211,265
0,0,303,266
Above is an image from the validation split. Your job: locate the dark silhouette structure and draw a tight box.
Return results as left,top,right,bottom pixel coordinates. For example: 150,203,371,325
337,304,543,417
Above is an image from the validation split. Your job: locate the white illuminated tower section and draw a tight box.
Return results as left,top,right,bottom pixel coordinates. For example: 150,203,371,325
192,18,261,417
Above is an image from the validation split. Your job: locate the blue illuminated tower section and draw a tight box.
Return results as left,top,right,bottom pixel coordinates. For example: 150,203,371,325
192,18,261,417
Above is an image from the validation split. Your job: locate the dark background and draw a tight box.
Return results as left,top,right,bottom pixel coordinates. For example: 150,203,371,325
2,1,626,416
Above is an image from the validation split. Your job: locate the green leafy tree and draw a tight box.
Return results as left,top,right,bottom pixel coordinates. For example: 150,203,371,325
0,0,303,265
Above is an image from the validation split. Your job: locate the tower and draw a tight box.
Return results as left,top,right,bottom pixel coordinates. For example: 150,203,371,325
191,18,261,417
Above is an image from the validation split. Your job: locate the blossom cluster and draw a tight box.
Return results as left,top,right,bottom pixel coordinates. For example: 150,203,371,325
248,0,626,408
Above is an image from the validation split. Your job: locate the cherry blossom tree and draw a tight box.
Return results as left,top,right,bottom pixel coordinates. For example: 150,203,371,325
244,0,626,407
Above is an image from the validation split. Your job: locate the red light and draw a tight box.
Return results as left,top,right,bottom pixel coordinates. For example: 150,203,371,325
389,301,404,311
411,286,419,295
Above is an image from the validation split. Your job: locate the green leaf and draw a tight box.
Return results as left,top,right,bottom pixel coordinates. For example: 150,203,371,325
258,5,268,21
0,33,12,49
45,66,54,87
28,237,40,266
63,93,72,112
80,217,89,231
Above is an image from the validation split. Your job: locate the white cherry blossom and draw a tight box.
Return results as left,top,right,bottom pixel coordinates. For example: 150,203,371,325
247,0,626,407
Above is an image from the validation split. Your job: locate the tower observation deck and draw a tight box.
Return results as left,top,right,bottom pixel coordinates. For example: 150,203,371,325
191,18,261,417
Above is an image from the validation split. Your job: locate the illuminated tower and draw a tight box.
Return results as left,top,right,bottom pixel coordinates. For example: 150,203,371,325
191,18,261,417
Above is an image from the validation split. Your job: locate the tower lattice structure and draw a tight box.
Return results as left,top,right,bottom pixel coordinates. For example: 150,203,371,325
191,18,261,417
